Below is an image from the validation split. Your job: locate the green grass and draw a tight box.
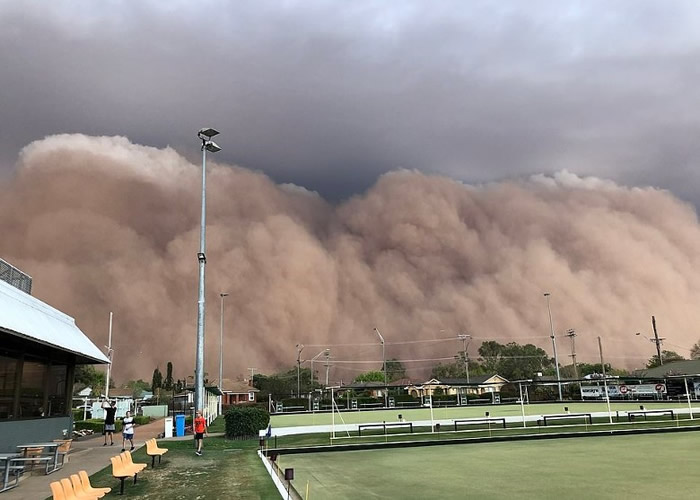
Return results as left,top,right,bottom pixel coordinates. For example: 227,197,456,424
270,401,698,427
284,431,700,499
88,438,276,499
207,415,226,433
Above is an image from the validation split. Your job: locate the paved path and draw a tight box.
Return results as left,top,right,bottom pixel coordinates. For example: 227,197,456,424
2,418,170,500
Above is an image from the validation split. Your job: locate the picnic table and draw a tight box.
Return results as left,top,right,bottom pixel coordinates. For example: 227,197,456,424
15,442,63,474
0,453,21,493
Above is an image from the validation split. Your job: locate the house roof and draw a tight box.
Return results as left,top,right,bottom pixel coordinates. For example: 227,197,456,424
419,375,509,386
221,379,259,393
640,359,700,378
0,278,109,364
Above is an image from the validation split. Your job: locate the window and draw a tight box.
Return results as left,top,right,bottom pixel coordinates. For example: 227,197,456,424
248,392,254,402
47,364,67,416
19,359,47,417
0,355,17,419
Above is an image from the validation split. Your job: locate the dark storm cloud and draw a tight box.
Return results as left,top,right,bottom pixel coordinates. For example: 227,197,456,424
2,1,700,200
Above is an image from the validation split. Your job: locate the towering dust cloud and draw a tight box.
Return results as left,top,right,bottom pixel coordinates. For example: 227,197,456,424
2,134,699,382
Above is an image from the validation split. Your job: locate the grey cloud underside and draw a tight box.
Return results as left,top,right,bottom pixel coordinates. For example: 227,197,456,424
2,1,700,202
1,135,699,382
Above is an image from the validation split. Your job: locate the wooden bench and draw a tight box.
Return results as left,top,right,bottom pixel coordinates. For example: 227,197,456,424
396,401,421,407
627,409,675,422
360,402,383,408
358,422,413,436
453,418,507,431
542,413,593,426
283,406,305,412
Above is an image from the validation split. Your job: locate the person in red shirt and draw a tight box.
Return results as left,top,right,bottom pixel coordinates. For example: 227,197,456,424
194,410,207,456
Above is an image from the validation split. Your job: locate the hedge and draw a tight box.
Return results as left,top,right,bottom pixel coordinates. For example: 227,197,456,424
224,406,270,439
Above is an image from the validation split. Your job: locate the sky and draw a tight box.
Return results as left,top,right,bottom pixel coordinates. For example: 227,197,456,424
2,1,700,382
2,0,700,201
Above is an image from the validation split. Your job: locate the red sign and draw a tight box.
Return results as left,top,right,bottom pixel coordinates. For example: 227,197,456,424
655,384,665,391
619,385,629,394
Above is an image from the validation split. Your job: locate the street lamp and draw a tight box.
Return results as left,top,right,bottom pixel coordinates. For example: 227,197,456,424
636,330,664,366
219,292,229,415
374,328,387,407
544,293,563,400
194,127,221,414
296,344,304,396
457,334,471,383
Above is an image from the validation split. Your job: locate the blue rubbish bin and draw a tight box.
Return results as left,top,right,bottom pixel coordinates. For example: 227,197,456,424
175,414,185,437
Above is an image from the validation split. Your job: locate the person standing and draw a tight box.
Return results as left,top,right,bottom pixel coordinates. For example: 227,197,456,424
121,411,135,452
102,400,117,446
194,410,207,456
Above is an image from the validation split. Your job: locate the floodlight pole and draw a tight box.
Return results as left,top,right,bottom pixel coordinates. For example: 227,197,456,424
374,328,387,408
296,344,304,397
544,293,563,401
598,336,613,424
219,293,228,416
194,127,221,413
104,312,114,399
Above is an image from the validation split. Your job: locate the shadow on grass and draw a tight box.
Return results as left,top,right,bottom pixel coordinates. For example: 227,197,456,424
87,437,277,499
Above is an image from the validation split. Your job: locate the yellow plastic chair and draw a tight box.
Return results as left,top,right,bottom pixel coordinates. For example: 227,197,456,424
78,470,111,497
71,474,105,499
50,481,66,500
110,456,136,495
59,477,97,500
145,438,168,467
120,450,147,473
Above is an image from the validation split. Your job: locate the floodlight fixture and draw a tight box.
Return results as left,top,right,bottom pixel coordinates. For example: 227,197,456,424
204,141,221,153
198,127,220,139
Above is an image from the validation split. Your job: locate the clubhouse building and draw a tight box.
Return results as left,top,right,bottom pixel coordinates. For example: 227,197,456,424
0,259,109,452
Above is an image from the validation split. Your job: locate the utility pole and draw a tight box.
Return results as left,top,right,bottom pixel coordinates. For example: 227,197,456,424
219,293,228,416
544,293,563,400
651,316,664,366
457,334,471,383
566,329,578,380
374,328,388,408
296,344,304,397
104,312,114,399
248,368,256,385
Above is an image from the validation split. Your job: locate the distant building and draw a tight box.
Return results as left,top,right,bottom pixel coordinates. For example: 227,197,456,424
406,375,509,398
220,378,259,405
0,260,109,452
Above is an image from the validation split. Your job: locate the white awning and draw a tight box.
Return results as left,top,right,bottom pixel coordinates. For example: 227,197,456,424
0,279,109,363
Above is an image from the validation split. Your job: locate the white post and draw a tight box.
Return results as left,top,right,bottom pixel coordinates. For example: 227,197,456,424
105,312,113,399
331,387,335,440
429,394,435,433
83,396,88,421
684,377,693,420
519,383,526,428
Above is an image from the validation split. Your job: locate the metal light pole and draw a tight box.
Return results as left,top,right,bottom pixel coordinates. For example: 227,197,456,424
219,292,228,416
544,293,563,400
194,127,221,413
296,344,304,397
374,328,387,407
104,312,114,399
457,334,471,383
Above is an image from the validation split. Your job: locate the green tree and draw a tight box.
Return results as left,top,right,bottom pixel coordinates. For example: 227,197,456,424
74,365,110,395
151,368,163,392
476,341,552,381
164,362,174,391
646,350,685,369
353,371,385,383
383,359,406,381
691,341,700,360
125,379,151,398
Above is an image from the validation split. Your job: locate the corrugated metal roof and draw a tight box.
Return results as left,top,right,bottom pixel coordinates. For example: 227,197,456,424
0,278,109,363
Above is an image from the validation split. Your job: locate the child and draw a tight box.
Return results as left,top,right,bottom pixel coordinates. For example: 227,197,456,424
194,410,207,456
121,411,135,452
